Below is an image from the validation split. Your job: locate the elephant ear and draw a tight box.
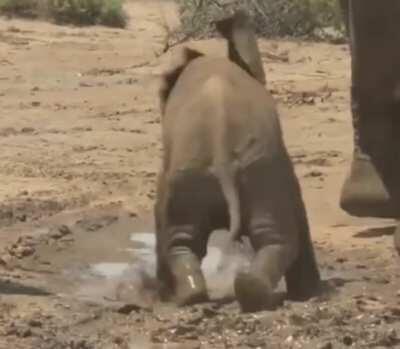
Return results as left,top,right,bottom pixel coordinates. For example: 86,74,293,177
159,48,204,114
215,10,266,85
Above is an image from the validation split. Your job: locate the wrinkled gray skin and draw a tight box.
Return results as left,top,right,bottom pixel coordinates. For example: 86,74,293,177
154,11,320,311
337,0,400,253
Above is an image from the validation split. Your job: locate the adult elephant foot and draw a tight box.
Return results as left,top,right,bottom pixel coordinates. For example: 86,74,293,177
340,153,396,218
166,250,209,306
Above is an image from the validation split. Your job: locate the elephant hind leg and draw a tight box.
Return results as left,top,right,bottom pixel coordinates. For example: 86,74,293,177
235,244,294,312
156,172,222,306
234,160,298,312
156,223,209,303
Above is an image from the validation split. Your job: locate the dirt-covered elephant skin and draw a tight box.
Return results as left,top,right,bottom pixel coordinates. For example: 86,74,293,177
154,11,321,312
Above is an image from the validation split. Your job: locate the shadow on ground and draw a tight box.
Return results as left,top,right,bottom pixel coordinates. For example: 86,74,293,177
353,225,396,239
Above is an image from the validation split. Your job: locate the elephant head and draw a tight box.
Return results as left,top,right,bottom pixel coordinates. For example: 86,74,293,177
215,10,266,85
159,10,266,116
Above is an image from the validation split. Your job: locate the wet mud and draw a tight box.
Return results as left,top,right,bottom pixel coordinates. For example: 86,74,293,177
1,207,399,348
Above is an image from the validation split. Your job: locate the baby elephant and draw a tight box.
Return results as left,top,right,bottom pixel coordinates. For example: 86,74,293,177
155,10,321,312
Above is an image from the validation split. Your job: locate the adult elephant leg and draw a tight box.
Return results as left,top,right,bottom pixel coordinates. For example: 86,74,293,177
156,173,209,306
340,0,400,218
234,160,298,312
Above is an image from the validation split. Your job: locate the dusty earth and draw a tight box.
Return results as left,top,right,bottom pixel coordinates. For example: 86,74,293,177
1,1,400,348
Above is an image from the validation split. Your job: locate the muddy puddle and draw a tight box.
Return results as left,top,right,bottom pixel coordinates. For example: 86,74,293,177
3,211,399,348
12,211,369,310
48,226,256,306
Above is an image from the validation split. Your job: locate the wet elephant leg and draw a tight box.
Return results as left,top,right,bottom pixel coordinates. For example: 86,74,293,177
158,225,209,306
155,173,211,306
234,160,298,312
340,0,400,218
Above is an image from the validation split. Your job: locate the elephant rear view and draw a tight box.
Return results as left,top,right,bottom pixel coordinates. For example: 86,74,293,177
155,10,321,312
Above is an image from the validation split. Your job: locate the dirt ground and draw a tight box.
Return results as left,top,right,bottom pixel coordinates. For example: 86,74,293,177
1,1,400,348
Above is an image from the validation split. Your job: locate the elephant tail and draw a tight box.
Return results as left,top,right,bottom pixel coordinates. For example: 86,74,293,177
216,166,242,242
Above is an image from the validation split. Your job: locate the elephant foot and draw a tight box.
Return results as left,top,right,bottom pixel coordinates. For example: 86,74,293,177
234,271,280,312
394,222,400,256
234,245,287,312
168,252,208,306
340,155,396,218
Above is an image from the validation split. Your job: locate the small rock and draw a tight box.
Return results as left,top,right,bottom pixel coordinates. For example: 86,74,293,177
79,82,93,88
289,313,307,326
77,215,118,232
285,335,294,343
117,303,142,315
58,225,72,235
343,335,353,346
28,319,42,328
31,101,41,107
202,306,218,318
113,336,124,345
16,214,27,222
49,225,72,239
173,324,196,337
318,343,333,349
15,245,35,258
0,254,13,266
336,257,347,263
21,127,35,133
7,26,20,33
305,170,323,178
